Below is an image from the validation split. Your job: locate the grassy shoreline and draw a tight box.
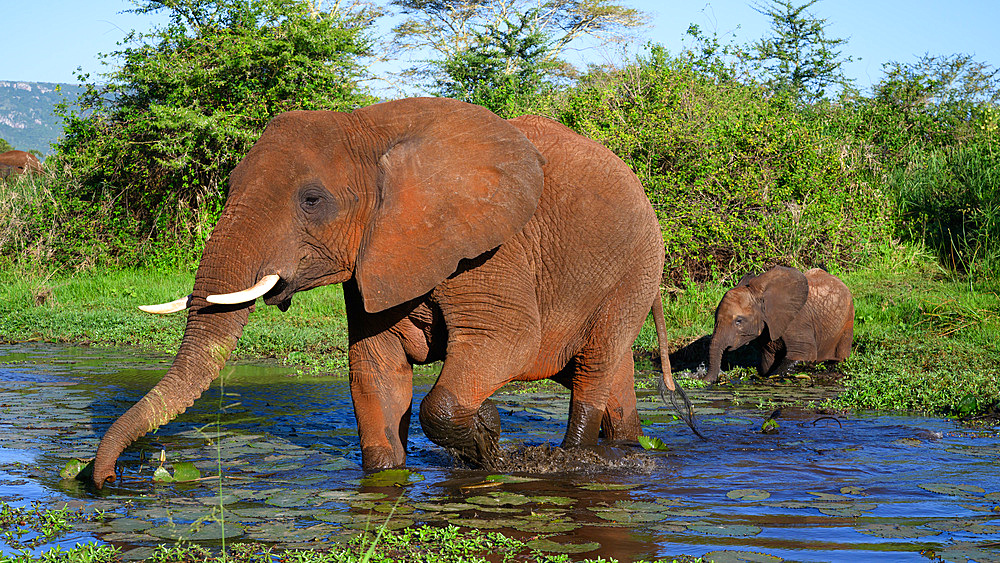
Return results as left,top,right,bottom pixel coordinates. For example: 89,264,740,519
2,243,998,417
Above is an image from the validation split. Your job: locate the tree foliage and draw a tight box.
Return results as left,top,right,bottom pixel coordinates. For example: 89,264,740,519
429,9,559,116
390,0,648,85
55,0,376,267
750,0,852,102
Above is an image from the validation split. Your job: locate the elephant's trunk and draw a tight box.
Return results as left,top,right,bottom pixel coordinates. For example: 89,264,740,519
93,220,264,487
706,332,726,384
93,302,249,487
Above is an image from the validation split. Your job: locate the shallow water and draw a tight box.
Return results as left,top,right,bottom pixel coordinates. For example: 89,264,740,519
1,343,999,562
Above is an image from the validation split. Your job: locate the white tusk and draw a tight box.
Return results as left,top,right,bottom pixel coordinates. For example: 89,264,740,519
206,274,280,305
138,295,192,314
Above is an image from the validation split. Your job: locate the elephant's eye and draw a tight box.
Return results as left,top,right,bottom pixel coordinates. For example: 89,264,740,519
298,185,334,218
734,316,744,326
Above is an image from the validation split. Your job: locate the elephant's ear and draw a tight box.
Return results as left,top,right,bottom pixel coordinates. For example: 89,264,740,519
751,266,808,339
355,98,545,313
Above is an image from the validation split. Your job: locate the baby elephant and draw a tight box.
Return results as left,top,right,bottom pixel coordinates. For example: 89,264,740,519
705,266,854,383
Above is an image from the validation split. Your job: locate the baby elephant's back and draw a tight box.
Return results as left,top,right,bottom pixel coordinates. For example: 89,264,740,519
803,268,854,359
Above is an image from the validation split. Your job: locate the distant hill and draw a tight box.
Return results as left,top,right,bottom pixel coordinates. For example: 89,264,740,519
0,80,86,155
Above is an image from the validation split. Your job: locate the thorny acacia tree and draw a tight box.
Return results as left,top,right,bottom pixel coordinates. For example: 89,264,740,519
750,0,852,102
429,9,560,115
389,0,649,84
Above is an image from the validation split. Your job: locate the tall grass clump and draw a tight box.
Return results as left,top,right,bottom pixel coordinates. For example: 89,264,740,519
0,170,61,264
890,131,1000,279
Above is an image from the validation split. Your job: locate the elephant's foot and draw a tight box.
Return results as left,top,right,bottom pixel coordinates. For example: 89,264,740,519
599,404,642,444
361,445,407,472
770,358,804,377
419,388,502,468
561,400,604,449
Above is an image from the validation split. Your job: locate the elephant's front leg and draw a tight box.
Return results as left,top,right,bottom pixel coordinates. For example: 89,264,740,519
349,338,414,470
419,302,540,467
344,281,421,470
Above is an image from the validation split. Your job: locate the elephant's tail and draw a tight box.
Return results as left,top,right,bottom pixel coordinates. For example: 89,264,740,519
652,290,705,440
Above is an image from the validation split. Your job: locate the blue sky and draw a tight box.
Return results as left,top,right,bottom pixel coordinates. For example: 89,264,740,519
2,0,998,94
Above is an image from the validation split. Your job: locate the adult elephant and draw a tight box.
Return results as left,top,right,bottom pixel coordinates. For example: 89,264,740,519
0,150,43,177
705,266,854,383
92,97,696,487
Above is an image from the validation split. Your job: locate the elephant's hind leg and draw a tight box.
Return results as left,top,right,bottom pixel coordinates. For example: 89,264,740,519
599,354,642,444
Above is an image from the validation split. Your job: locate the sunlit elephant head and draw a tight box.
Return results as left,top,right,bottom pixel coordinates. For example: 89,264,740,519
705,266,809,383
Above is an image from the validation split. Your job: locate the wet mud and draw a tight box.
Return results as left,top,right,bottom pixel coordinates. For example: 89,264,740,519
2,343,1000,562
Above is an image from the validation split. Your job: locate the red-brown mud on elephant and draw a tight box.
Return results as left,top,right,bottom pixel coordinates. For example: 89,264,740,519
483,443,657,474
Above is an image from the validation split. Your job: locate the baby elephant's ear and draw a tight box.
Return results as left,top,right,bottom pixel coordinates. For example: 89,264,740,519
355,98,545,313
751,266,808,339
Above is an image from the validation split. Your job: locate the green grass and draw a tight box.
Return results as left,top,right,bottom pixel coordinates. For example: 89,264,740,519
834,244,1000,416
2,242,998,416
0,266,349,373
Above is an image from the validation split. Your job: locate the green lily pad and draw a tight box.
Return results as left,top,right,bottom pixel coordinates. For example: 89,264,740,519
412,502,477,512
578,483,639,491
373,502,415,515
638,435,670,451
761,419,780,434
467,492,530,507
526,539,600,554
360,469,425,487
148,521,243,541
700,550,783,563
314,511,355,524
227,507,309,520
806,492,853,501
172,462,201,482
59,458,91,480
320,491,388,502
152,466,173,483
345,517,415,531
513,520,580,533
840,486,866,495
485,474,540,484
108,518,153,533
925,519,1000,534
930,542,1000,563
266,489,327,508
314,459,357,471
450,517,507,529
919,483,986,497
529,495,575,506
588,507,666,523
246,521,335,541
727,489,771,501
856,524,940,538
688,523,763,537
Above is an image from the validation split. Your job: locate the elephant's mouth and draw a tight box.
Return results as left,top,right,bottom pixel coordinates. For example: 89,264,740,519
262,277,293,311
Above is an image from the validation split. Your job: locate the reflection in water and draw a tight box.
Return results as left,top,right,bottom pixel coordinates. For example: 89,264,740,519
1,343,1000,562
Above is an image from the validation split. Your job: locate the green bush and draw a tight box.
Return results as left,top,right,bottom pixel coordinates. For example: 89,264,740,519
51,0,376,270
547,45,892,284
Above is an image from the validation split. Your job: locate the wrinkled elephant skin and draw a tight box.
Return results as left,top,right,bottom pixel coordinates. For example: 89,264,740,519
92,97,692,487
706,266,854,383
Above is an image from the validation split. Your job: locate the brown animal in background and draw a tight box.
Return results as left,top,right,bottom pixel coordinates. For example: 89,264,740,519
92,97,697,488
705,266,854,383
0,150,43,177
